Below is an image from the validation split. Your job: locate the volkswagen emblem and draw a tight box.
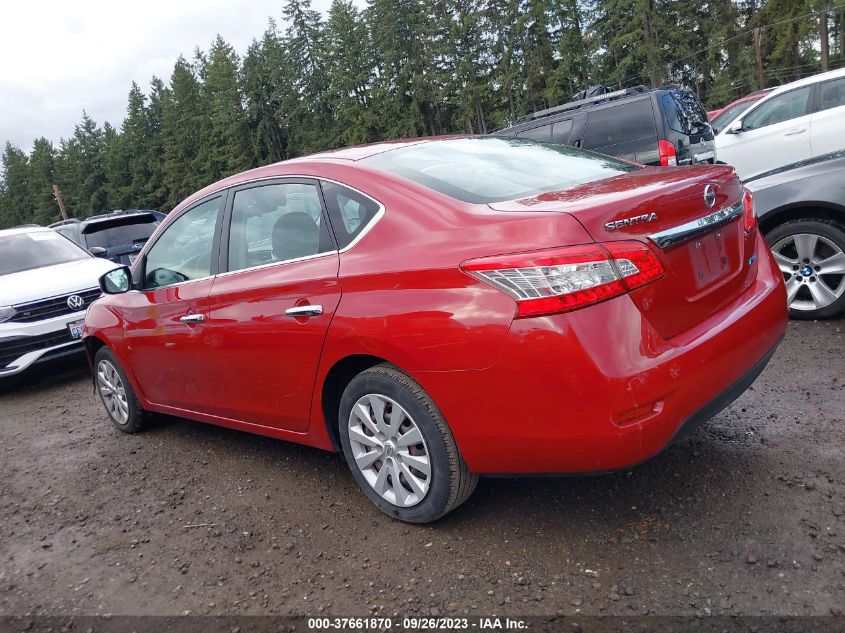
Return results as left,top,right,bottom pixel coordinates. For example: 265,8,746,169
703,184,716,209
67,295,85,310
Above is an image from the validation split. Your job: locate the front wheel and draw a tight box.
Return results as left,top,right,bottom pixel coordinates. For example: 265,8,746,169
766,219,845,319
94,347,146,433
338,365,478,523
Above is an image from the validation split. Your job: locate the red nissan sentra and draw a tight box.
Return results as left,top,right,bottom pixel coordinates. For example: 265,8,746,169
84,137,788,522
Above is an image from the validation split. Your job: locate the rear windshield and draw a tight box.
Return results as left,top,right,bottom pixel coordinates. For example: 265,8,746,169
661,90,709,135
0,230,89,276
363,137,638,204
83,216,158,249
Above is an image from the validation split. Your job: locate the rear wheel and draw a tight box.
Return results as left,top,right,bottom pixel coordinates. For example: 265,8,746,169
766,219,845,319
338,364,478,523
94,347,145,433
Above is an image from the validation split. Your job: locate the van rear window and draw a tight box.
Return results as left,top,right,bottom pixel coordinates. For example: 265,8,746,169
583,100,657,149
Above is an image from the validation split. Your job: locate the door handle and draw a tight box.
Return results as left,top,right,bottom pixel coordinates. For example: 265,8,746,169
179,314,205,324
285,305,323,317
784,128,806,136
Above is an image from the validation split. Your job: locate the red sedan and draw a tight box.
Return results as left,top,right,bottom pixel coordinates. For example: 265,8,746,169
85,137,788,522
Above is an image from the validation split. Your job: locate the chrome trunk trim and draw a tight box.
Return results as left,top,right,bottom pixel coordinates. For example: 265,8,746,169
648,202,743,249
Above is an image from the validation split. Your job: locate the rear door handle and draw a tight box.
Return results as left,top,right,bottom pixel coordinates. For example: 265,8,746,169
784,128,806,136
285,305,323,317
179,314,204,324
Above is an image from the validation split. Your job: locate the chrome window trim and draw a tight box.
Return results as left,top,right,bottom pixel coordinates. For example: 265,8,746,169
648,202,744,249
215,250,338,280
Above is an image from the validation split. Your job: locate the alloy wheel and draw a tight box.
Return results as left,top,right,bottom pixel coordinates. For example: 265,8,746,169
347,393,431,508
97,359,130,425
772,233,845,312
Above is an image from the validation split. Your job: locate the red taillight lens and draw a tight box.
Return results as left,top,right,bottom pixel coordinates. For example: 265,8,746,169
658,140,677,167
743,187,757,233
462,241,665,318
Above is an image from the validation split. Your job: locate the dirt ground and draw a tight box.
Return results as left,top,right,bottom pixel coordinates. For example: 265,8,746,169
0,319,843,618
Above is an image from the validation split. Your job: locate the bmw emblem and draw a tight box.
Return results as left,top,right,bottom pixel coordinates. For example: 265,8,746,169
703,184,716,209
67,295,85,310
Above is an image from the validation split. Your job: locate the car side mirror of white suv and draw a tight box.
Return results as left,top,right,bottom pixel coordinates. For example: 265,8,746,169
728,119,744,134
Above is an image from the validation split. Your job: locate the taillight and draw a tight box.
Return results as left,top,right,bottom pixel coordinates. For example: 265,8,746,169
462,241,665,318
743,187,757,233
658,140,677,167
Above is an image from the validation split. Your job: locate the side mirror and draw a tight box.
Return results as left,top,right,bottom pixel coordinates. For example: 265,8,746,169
100,266,132,294
89,246,107,258
728,119,744,134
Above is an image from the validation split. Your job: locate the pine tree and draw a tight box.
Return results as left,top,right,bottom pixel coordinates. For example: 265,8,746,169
0,143,32,226
28,138,58,225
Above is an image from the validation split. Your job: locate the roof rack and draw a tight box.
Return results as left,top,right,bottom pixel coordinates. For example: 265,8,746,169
516,85,651,125
48,218,80,227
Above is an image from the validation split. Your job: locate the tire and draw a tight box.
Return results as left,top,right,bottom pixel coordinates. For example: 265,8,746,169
337,364,478,523
766,219,845,320
93,347,146,433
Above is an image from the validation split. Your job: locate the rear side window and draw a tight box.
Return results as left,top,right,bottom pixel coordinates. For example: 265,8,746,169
321,181,381,249
516,125,551,141
743,87,811,130
583,100,656,149
818,77,845,112
551,119,573,144
227,183,333,272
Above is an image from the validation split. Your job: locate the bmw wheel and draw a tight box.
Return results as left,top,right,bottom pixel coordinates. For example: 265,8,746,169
767,219,845,320
338,364,478,523
94,347,146,433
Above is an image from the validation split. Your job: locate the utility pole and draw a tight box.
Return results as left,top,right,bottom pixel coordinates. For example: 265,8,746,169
753,28,764,90
820,0,830,72
52,185,69,220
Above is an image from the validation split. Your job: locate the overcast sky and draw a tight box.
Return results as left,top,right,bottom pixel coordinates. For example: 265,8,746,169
0,0,340,154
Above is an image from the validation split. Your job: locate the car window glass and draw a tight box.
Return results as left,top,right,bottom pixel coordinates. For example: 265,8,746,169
551,119,573,144
583,100,656,149
515,125,551,141
321,181,381,249
743,87,811,130
711,99,761,134
143,197,220,288
818,77,845,111
83,218,158,249
227,183,332,272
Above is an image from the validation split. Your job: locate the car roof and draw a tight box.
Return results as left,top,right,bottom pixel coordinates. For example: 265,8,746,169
768,67,845,97
0,226,56,237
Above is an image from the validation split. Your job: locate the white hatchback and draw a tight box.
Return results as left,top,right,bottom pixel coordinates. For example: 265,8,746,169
0,226,118,377
715,67,845,180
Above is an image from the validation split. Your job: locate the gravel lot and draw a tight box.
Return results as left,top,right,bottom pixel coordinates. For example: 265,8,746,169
0,319,843,618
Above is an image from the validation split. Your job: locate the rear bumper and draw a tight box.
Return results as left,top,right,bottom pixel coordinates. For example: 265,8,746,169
415,232,788,474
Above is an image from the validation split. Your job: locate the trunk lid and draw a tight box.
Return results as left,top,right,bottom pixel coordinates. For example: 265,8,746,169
488,165,757,338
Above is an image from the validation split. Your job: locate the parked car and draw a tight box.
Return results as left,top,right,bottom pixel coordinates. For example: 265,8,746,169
84,137,787,523
743,149,845,319
0,226,118,377
50,210,161,265
707,89,772,120
494,85,716,167
708,89,774,134
715,68,845,180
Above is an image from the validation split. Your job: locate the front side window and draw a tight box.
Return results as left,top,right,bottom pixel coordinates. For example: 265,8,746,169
516,124,551,142
321,181,381,249
583,99,657,149
227,183,332,272
0,230,89,276
364,137,638,204
143,197,221,288
550,119,573,144
743,87,811,130
711,99,762,134
818,77,845,112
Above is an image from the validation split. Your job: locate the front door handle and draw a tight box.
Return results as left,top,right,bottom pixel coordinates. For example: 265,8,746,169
285,305,323,317
179,314,205,324
784,128,806,136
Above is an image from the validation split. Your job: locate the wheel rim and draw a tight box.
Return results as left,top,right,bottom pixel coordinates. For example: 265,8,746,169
347,394,431,508
772,233,845,312
97,359,130,425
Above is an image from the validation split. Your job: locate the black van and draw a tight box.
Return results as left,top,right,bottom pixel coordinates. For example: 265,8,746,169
494,85,716,167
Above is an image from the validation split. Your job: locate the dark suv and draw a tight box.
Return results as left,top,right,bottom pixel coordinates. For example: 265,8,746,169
495,85,716,167
50,210,161,266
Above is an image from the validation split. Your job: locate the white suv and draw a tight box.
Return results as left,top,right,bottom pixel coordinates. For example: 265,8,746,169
0,226,118,377
716,67,845,180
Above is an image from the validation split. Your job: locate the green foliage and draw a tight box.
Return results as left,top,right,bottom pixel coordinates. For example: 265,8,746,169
1,0,839,228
